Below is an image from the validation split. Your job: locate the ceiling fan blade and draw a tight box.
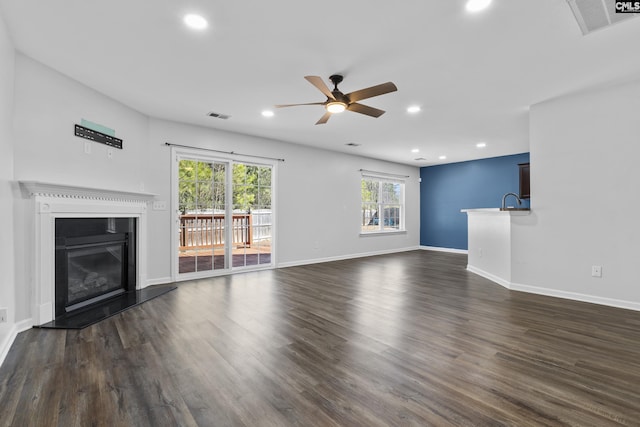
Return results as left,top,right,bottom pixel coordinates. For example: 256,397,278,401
315,111,332,125
305,76,336,100
275,102,325,108
346,82,397,103
347,103,385,118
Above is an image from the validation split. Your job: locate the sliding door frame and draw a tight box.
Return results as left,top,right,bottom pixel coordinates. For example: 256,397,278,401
170,146,277,282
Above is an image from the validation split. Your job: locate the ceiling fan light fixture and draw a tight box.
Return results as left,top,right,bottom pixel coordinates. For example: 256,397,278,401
326,101,347,114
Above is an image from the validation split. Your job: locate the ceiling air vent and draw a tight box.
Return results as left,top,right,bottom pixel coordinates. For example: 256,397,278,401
414,157,427,161
207,112,231,120
566,0,639,35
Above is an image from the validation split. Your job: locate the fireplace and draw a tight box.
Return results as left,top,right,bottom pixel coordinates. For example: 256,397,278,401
55,217,136,316
20,181,156,326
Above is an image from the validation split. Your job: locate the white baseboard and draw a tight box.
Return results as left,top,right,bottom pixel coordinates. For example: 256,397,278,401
0,318,33,368
278,246,420,269
466,265,511,288
510,282,640,312
145,277,173,287
466,266,640,312
38,303,51,325
421,246,468,255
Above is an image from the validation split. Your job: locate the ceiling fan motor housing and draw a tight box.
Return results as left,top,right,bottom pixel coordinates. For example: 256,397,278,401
331,92,349,103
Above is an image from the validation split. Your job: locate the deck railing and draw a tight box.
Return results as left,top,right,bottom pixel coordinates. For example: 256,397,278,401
179,214,252,250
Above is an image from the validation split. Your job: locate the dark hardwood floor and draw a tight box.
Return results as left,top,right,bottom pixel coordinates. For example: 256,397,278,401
2,250,640,426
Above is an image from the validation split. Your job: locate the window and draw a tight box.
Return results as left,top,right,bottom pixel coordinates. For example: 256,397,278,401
361,175,405,233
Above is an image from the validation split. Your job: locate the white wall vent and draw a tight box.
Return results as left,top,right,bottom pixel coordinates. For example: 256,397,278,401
566,0,638,35
207,111,231,120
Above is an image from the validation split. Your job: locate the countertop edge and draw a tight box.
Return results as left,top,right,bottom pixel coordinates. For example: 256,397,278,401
461,208,531,215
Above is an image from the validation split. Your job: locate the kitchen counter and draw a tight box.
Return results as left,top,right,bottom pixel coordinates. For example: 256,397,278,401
461,208,531,215
461,208,530,287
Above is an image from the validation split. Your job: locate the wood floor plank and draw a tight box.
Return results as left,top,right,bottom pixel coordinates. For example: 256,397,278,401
2,250,640,426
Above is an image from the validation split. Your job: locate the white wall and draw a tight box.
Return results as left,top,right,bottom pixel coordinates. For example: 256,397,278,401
0,10,15,354
11,54,420,324
512,78,640,309
13,55,150,190
147,119,420,280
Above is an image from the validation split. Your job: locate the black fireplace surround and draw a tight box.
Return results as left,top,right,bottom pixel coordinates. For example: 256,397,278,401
55,217,137,317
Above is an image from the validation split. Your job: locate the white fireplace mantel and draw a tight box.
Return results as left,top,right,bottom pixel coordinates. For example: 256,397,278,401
19,181,156,325
20,180,157,202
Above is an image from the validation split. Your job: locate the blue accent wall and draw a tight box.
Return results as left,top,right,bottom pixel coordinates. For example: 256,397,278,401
420,153,530,250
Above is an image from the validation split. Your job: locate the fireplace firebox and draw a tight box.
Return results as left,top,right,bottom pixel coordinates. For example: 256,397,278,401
55,217,136,317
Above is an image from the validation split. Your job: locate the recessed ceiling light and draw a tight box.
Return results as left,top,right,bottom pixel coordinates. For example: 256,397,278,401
466,0,492,13
184,14,208,30
345,142,361,147
476,142,487,148
407,105,421,114
261,110,274,117
411,148,420,153
439,155,447,160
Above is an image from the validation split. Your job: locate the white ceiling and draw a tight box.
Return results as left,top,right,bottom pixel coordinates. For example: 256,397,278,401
1,0,639,166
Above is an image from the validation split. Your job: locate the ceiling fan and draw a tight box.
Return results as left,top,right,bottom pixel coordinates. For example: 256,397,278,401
275,75,398,125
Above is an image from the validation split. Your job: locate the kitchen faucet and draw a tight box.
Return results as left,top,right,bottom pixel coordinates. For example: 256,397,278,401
501,192,522,209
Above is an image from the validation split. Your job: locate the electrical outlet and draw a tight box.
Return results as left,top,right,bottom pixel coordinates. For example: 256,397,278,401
152,201,167,211
0,308,7,323
83,141,91,154
591,265,602,278
478,247,483,257
107,148,114,159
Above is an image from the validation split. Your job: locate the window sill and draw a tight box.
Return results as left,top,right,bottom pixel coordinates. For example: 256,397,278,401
360,230,407,237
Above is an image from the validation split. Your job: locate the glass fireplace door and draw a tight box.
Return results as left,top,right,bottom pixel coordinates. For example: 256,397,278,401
66,242,125,309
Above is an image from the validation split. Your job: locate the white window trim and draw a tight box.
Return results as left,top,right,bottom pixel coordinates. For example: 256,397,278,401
360,173,406,235
359,230,407,237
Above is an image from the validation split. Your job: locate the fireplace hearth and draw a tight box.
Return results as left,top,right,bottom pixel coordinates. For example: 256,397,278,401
39,216,176,329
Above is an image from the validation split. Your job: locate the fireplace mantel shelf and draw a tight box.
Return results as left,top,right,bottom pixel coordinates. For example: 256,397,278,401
19,181,157,202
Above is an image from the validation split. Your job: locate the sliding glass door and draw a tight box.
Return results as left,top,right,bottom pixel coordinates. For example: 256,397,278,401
174,152,274,279
177,159,227,274
231,163,272,268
